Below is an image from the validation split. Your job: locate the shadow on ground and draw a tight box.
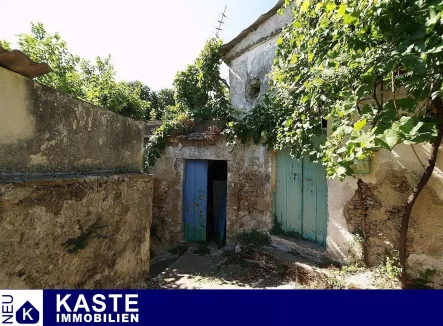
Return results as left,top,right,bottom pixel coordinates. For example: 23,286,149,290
137,243,299,289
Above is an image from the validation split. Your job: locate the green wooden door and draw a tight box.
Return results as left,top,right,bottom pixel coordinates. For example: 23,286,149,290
274,150,328,246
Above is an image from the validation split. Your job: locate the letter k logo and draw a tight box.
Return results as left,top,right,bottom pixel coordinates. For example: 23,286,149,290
16,301,39,324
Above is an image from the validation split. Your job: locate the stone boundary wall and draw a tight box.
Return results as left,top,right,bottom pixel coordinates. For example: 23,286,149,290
0,174,153,289
1,66,152,289
0,66,143,175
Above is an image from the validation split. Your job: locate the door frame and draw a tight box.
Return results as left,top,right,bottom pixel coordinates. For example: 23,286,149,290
182,159,228,243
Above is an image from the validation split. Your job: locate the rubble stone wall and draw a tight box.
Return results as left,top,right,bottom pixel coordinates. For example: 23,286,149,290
335,144,443,287
150,137,272,253
0,174,153,289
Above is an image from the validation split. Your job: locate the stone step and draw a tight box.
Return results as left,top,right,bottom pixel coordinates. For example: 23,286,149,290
270,235,329,265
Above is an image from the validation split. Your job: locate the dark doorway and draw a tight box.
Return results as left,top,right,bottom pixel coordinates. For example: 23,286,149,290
206,160,228,244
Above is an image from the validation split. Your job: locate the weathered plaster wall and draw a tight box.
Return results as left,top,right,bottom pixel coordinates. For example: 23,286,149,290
0,67,143,175
150,137,272,252
225,5,293,112
0,174,153,289
223,3,293,64
228,38,278,112
330,144,443,286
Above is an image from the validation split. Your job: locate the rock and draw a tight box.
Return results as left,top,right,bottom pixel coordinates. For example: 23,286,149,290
344,272,376,289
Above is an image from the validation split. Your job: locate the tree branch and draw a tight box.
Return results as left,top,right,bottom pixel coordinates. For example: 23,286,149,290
372,81,383,127
220,77,230,90
372,81,382,111
411,144,426,170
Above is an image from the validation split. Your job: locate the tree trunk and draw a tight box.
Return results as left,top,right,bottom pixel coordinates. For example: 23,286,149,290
357,179,369,265
399,102,443,287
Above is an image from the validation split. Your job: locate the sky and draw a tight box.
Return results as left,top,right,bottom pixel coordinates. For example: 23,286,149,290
0,0,277,90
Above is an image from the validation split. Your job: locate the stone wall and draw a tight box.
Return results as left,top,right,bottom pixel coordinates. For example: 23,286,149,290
1,66,152,289
0,66,143,175
0,174,153,289
332,144,443,287
150,137,272,252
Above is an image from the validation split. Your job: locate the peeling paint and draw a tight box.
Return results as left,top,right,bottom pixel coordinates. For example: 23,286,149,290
40,140,57,151
223,7,443,277
28,153,49,166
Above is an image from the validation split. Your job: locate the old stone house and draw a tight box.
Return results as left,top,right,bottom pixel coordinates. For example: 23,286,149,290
150,123,273,250
151,0,443,287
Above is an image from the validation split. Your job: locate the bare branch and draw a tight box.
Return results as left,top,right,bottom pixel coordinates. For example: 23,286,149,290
372,81,382,111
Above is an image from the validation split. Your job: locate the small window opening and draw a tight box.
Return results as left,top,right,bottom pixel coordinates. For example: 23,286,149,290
246,78,261,100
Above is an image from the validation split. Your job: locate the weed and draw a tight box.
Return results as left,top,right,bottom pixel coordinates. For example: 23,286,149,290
329,275,345,289
346,233,365,264
270,214,302,239
409,269,437,289
270,215,284,236
326,261,366,289
340,264,366,275
372,252,402,288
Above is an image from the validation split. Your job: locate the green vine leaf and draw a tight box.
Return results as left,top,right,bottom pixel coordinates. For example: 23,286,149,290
354,118,367,131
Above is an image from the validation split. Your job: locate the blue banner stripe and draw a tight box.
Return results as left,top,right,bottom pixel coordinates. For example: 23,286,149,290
38,290,442,326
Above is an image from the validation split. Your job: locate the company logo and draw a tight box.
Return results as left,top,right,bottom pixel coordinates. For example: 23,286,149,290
0,291,43,326
56,294,139,323
15,302,39,324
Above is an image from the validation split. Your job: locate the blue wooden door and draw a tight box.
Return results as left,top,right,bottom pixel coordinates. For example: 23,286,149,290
183,160,208,242
275,151,328,246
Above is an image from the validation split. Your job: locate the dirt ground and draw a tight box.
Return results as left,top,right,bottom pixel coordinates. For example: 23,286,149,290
133,236,402,290
137,243,301,289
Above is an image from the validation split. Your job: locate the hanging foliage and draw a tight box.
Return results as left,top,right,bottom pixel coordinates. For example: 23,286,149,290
173,38,233,121
144,38,234,170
